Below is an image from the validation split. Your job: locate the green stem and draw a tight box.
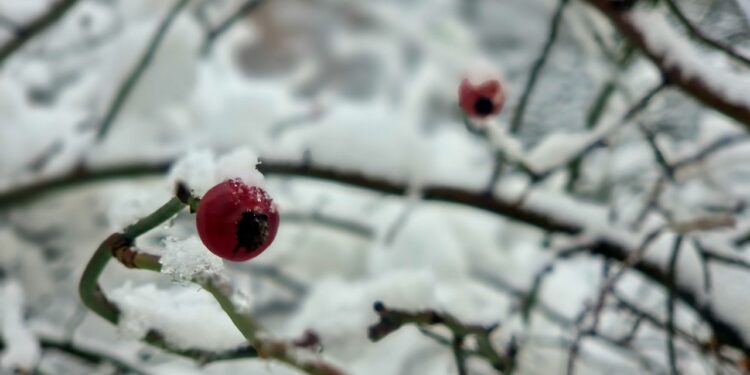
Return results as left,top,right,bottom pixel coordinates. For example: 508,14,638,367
202,278,263,344
78,198,187,324
78,234,122,324
122,197,185,240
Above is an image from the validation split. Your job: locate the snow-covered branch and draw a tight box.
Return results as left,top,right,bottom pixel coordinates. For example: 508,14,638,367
585,0,750,130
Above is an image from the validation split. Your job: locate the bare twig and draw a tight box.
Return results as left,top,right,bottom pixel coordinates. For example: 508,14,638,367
511,80,666,188
637,122,675,181
566,227,666,375
591,227,666,325
693,239,750,271
0,0,79,68
663,0,750,68
666,235,684,375
95,0,191,141
672,134,750,173
521,244,588,323
509,0,571,134
486,0,570,191
368,302,509,373
201,0,266,55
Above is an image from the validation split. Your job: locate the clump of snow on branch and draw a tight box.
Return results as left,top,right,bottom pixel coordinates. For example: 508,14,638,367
0,280,40,372
169,147,265,196
159,236,224,284
109,282,246,351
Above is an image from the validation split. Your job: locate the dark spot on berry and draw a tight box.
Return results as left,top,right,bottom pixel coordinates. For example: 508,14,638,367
474,97,494,116
234,211,270,254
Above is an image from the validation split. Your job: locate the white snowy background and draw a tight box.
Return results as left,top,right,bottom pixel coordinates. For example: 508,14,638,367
1,0,750,374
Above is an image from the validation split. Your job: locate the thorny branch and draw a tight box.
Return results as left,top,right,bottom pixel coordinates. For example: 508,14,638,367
663,0,750,68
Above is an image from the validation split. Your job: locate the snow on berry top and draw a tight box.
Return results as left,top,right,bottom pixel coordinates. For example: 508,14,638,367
224,177,277,213
169,147,265,196
159,236,224,283
461,60,503,87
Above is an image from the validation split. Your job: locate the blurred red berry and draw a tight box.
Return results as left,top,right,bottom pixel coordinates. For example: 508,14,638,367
196,179,279,261
458,77,505,119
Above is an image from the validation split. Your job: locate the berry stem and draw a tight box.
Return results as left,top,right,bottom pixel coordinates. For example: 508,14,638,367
123,197,186,240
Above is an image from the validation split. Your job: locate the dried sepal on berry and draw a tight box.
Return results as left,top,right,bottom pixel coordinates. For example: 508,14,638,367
195,178,279,261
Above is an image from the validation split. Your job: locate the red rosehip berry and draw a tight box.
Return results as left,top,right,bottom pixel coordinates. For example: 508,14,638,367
196,179,279,261
458,77,505,119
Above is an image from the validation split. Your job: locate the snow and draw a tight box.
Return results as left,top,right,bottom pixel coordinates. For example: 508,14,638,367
279,99,426,182
109,282,247,351
367,208,470,280
525,131,597,173
0,0,48,24
169,147,265,196
107,186,171,230
159,236,225,284
0,280,41,372
462,59,504,87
